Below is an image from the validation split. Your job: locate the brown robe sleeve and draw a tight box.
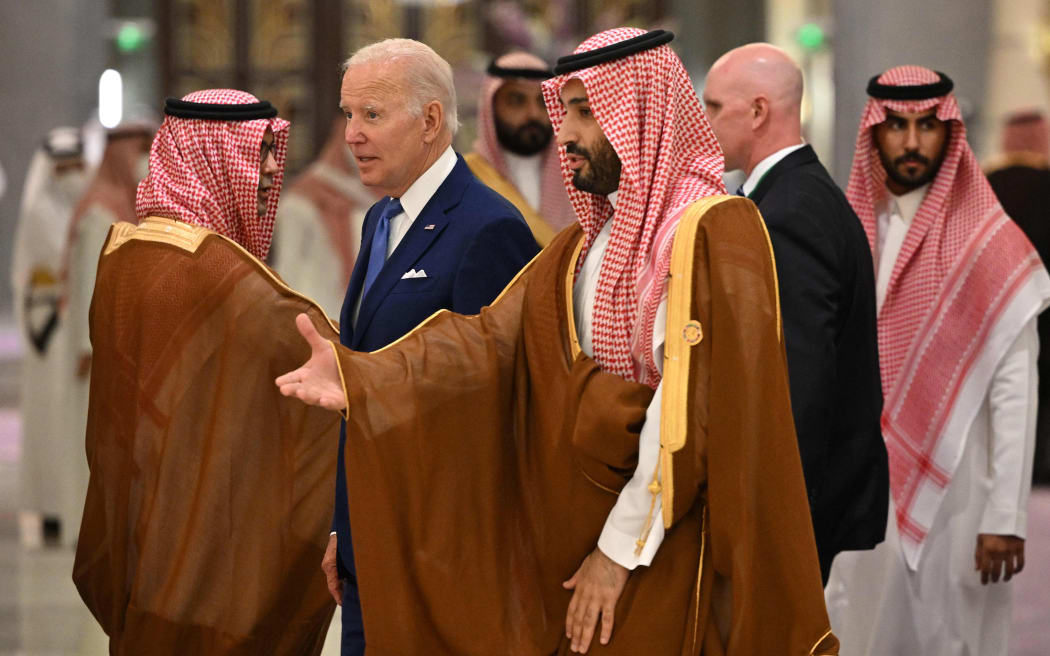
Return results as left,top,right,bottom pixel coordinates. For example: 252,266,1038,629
73,220,340,655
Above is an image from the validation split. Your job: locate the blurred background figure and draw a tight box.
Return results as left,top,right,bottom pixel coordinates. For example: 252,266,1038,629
10,127,92,548
59,123,154,547
986,110,1050,486
272,117,379,317
465,51,575,245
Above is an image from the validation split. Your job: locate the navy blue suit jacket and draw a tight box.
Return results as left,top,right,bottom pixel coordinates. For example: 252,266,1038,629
332,154,539,575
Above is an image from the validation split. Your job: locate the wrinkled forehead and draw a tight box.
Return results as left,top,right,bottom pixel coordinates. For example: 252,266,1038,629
340,62,404,104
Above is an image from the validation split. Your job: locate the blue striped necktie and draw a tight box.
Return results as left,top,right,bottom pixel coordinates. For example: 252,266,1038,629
361,198,403,301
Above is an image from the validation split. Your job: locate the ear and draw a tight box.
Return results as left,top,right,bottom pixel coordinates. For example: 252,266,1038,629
421,100,445,144
751,96,770,130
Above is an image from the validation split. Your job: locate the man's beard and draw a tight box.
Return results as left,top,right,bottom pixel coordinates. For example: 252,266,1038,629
878,137,950,192
567,141,621,196
495,116,552,156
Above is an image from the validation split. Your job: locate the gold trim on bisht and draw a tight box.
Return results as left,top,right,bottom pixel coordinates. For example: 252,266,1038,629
103,216,339,334
108,216,210,254
331,341,351,420
652,195,783,531
564,236,586,361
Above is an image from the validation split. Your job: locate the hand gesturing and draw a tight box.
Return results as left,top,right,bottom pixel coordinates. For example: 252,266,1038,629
275,313,347,412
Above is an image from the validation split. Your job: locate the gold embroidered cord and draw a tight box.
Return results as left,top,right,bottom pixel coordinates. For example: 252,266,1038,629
633,460,663,556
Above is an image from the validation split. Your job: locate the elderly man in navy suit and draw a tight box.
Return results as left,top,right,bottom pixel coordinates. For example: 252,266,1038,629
326,38,539,655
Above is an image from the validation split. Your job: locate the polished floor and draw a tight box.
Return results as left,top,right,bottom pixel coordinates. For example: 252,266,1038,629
0,329,1047,654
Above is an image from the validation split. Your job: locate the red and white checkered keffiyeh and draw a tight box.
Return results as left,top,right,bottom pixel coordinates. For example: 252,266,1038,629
848,66,1050,567
542,28,726,386
135,89,290,259
475,52,576,233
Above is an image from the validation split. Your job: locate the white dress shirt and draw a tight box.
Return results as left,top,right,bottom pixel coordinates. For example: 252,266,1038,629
573,191,668,569
874,184,929,312
351,146,458,327
502,149,543,211
741,142,807,197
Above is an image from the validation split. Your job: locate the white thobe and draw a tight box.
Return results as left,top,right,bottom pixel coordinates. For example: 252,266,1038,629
574,192,666,569
10,161,88,530
825,190,1038,656
502,149,543,212
53,203,115,544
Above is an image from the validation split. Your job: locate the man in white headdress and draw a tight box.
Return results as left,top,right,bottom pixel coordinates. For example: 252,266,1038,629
10,127,91,546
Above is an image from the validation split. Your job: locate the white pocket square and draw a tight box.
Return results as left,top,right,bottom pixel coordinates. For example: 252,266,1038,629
401,269,428,279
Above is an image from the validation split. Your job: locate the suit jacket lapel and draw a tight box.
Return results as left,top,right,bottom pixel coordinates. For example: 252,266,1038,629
352,156,470,342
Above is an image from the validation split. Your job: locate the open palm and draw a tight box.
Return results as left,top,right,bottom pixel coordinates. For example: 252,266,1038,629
275,313,347,411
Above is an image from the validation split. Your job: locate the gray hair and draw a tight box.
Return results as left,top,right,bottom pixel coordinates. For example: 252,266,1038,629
342,38,459,136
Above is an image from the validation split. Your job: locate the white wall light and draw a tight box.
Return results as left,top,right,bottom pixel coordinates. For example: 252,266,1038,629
98,69,123,129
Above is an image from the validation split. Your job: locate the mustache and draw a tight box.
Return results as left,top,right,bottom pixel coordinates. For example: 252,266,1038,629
515,120,550,134
894,152,930,168
565,143,591,160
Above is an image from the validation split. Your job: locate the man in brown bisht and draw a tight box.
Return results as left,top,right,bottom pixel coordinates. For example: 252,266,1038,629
73,89,340,655
279,29,836,655
465,51,577,245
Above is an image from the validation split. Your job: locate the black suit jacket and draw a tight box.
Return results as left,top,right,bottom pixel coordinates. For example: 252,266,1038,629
749,145,888,580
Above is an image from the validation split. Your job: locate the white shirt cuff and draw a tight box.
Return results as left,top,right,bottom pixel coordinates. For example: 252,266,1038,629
598,513,664,570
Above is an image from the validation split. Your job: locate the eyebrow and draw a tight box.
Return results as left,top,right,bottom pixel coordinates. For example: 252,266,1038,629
566,97,588,106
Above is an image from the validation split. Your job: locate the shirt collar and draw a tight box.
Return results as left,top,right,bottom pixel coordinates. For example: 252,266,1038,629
607,190,618,210
398,145,458,220
502,148,542,173
889,183,930,224
741,142,807,196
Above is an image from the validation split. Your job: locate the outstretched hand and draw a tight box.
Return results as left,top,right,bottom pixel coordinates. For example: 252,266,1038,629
275,313,347,411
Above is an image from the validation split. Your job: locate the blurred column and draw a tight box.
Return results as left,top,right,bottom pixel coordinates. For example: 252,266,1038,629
831,0,993,184
981,0,1050,158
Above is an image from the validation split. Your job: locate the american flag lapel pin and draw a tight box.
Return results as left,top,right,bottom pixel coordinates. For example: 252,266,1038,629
424,224,436,231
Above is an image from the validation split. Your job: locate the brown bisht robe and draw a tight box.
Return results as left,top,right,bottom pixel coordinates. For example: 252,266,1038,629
73,216,340,655
331,196,838,655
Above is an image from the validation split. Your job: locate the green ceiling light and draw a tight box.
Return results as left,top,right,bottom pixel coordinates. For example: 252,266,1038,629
116,22,147,53
796,23,826,52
